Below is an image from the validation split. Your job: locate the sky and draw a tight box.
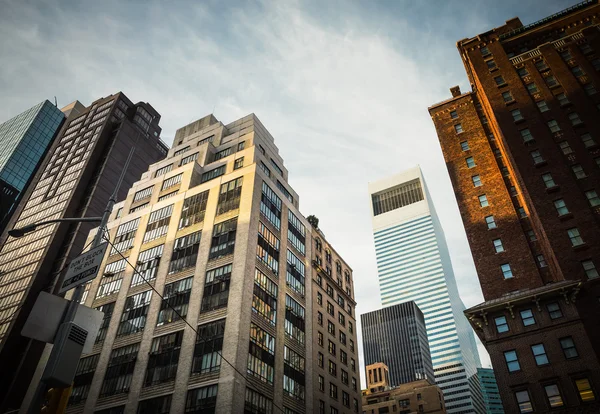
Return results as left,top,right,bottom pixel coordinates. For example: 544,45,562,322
0,0,579,385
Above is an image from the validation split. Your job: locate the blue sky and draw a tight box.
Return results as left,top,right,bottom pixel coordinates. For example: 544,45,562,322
0,0,579,379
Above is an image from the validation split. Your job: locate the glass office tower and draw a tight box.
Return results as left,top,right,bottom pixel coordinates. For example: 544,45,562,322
0,100,65,232
368,166,482,414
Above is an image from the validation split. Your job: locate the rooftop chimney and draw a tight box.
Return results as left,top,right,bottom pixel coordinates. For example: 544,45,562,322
450,86,462,97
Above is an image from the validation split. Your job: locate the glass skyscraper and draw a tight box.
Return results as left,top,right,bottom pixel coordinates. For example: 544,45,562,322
369,166,482,414
0,100,65,232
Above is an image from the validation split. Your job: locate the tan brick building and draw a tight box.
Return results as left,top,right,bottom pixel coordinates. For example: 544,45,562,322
429,1,600,413
62,113,361,413
361,363,445,414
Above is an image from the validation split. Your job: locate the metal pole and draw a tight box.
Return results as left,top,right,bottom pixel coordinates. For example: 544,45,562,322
27,147,136,414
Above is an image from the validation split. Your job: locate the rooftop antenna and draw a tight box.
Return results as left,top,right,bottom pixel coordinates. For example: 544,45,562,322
54,97,58,107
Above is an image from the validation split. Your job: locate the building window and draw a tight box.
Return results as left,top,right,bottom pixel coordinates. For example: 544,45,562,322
520,128,534,144
517,206,527,218
318,311,323,325
244,388,274,414
531,343,549,365
575,378,596,402
155,164,173,178
180,152,199,166
143,204,173,243
581,134,597,148
95,302,115,343
504,350,520,372
501,263,513,279
338,312,346,327
185,385,218,414
542,173,556,188
133,186,153,203
547,120,561,133
535,60,549,71
568,227,584,246
554,199,569,216
466,157,475,168
111,218,140,255
329,382,338,399
572,164,587,179
285,295,305,344
169,230,202,274
478,194,489,207
515,390,533,413
70,354,100,404
582,260,599,279
259,161,271,177
585,190,600,207
544,384,564,409
288,210,306,255
545,75,559,87
485,215,497,229
526,83,538,94
270,158,284,176
260,182,282,230
486,59,496,70
581,42,594,54
470,175,482,188
536,254,547,268
283,346,305,400
317,292,322,306
531,150,544,164
560,49,573,60
328,320,335,335
216,177,243,215
450,110,458,119
144,331,183,386
201,264,233,311
481,46,490,55
556,92,569,106
286,249,305,295
517,67,529,77
460,141,470,151
213,146,233,161
117,291,152,337
157,277,193,326
558,336,579,359
200,165,225,183
492,238,504,253
100,343,140,397
593,58,600,70
572,66,585,77
257,222,280,274
526,230,537,242
537,100,549,112
454,124,464,133
209,218,237,259
192,319,225,374
520,309,535,326
318,375,324,391
569,112,583,126
328,340,336,356
494,75,506,85
96,259,126,298
179,191,209,229
327,301,335,316
547,302,562,319
162,173,183,190
559,141,573,155
511,109,523,121
248,323,275,384
252,268,278,325
584,83,598,96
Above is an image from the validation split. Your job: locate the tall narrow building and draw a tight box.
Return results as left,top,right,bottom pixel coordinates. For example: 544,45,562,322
62,114,361,413
0,93,167,412
428,1,600,412
361,301,434,387
0,100,65,233
469,368,504,414
368,166,482,414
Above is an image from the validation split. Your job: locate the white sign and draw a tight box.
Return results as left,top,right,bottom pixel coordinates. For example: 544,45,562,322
22,291,104,354
59,242,108,294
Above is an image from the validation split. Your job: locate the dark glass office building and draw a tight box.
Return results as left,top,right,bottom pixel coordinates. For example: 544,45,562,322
0,92,168,412
0,100,65,233
361,301,435,387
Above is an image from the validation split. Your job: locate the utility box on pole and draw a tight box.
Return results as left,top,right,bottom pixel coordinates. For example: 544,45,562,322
41,322,88,388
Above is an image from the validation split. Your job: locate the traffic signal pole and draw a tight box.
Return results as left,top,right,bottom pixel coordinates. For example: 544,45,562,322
27,147,135,414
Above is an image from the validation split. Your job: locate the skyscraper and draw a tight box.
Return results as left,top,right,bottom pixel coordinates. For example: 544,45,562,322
0,100,65,233
470,368,503,414
361,301,434,386
0,93,167,412
61,113,361,413
428,1,600,412
368,166,481,414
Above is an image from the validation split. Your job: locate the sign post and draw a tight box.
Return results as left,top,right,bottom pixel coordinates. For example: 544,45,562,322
58,242,108,294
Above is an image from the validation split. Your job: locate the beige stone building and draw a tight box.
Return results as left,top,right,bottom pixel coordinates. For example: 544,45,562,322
362,363,445,414
64,113,361,414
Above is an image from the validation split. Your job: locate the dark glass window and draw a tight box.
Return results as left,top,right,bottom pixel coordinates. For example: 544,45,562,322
95,301,115,343
116,291,152,336
288,210,306,255
257,222,280,274
283,345,305,401
69,354,100,404
260,182,282,229
132,244,163,287
192,319,225,374
277,180,294,203
245,387,273,414
185,385,218,414
209,218,237,259
111,218,140,254
157,277,193,326
216,177,243,215
179,191,209,229
168,231,202,274
144,331,183,386
100,343,140,397
285,295,305,344
137,395,172,414
252,268,278,325
201,165,225,183
286,249,305,296
201,264,232,311
247,323,275,384
143,205,173,243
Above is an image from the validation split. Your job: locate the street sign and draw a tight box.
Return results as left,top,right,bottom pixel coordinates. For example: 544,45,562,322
22,291,104,354
58,242,108,294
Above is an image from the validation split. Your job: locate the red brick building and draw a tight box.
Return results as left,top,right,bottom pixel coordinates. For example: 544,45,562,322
429,1,600,413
